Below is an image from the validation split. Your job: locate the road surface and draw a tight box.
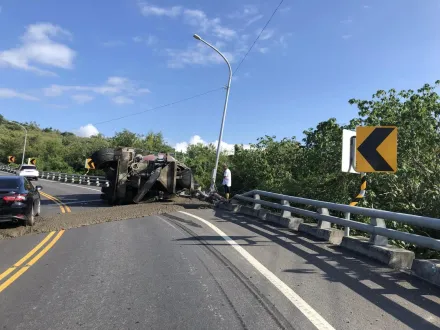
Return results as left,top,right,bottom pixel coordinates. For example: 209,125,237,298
1,207,439,330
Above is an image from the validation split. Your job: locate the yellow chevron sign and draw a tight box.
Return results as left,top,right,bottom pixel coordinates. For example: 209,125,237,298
85,158,95,169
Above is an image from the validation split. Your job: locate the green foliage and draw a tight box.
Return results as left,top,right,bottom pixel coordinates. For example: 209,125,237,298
0,121,172,174
181,143,229,190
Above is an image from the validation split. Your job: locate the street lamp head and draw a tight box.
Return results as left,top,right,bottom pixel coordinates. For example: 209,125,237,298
193,34,202,41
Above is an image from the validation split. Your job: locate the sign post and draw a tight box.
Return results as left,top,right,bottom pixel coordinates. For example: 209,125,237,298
341,126,398,236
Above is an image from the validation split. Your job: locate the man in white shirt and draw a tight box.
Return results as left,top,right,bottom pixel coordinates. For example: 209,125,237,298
222,163,231,200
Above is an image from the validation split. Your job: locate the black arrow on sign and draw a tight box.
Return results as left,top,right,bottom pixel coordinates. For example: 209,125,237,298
358,127,394,171
88,159,95,169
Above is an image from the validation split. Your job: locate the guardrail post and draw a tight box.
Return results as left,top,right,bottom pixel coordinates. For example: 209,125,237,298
253,194,261,210
344,212,350,236
87,177,91,185
96,177,100,186
317,208,331,229
281,200,291,218
52,173,55,180
78,176,82,184
71,175,75,183
369,217,388,246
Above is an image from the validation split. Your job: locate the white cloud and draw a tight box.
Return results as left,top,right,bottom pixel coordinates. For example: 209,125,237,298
275,33,293,49
139,4,236,42
259,47,269,54
213,26,237,40
174,135,251,155
0,88,39,101
101,40,125,47
43,76,150,105
133,36,142,43
71,94,94,104
245,14,263,27
132,34,158,46
228,5,262,27
228,5,259,19
0,23,76,76
342,34,352,39
166,42,235,68
259,29,275,41
75,124,99,137
112,95,134,105
138,2,182,17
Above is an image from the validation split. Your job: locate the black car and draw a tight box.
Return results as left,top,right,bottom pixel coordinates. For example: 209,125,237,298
0,176,42,226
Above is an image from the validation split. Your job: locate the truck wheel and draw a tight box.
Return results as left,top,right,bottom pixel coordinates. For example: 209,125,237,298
91,148,116,169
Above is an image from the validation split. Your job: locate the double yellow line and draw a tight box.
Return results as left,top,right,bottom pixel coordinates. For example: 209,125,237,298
0,230,65,293
40,191,71,213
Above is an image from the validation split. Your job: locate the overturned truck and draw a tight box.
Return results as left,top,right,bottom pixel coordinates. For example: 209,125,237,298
91,147,198,205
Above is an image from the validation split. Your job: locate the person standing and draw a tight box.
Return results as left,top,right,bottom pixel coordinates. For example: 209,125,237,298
222,163,231,200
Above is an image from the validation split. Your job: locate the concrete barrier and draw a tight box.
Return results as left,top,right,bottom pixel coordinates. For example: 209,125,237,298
217,202,304,230
411,259,440,287
298,223,344,245
341,236,415,270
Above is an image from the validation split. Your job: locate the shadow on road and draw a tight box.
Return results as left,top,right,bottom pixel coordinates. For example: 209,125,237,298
174,235,266,246
214,208,440,330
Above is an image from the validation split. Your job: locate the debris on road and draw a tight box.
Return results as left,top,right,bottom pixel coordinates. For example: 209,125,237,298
0,197,211,240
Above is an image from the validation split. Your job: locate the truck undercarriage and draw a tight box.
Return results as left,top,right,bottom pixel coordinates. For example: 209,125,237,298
91,147,199,205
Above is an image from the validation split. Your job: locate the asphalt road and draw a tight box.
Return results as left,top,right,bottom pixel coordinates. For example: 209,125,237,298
1,208,440,330
37,178,104,214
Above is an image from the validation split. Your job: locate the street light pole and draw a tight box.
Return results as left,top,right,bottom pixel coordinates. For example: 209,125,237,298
193,34,232,192
10,121,27,165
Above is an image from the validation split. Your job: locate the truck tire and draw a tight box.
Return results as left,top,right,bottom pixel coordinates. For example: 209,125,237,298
91,148,116,169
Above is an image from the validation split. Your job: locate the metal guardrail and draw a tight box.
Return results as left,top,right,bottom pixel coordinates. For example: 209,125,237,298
0,164,109,187
233,190,440,252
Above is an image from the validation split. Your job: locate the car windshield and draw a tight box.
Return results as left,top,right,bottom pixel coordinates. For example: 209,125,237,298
0,178,21,190
20,165,36,170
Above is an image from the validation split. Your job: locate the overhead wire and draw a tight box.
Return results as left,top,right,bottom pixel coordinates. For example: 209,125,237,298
94,0,285,126
232,0,285,76
93,87,223,126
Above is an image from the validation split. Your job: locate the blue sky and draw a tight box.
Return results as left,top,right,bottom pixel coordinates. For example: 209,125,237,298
1,0,439,152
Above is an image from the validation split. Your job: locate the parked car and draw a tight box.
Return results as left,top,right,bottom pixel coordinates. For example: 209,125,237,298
0,176,42,226
16,164,39,181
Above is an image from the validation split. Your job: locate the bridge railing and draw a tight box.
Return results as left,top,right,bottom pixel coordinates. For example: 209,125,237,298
233,190,440,252
0,164,109,187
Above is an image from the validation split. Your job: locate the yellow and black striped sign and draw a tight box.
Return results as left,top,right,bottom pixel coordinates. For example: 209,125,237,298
28,158,36,165
350,174,366,207
85,158,95,169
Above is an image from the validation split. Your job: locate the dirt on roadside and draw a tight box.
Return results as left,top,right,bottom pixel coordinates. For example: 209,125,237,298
0,197,212,240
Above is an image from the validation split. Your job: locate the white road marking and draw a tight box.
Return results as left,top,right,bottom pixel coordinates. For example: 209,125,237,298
178,211,335,330
39,179,102,192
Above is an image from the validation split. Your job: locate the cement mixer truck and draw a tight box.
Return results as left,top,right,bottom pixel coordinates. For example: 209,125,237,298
91,147,198,205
